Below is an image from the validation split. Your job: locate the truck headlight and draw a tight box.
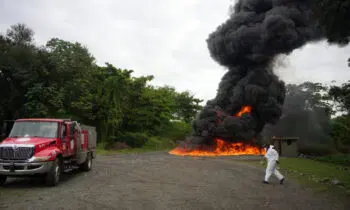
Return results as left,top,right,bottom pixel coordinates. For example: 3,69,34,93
28,156,51,162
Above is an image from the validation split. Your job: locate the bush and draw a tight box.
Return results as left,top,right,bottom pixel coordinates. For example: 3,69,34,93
116,132,149,148
331,116,350,147
142,136,175,150
105,142,131,150
158,121,192,141
298,143,338,156
315,154,350,166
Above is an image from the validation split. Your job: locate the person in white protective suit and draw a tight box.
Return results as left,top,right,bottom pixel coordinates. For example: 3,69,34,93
263,144,285,184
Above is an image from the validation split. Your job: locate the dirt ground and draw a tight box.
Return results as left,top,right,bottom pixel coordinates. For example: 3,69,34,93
0,152,349,210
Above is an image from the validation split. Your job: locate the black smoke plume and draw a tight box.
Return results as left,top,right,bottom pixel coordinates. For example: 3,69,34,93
261,82,333,150
187,0,323,146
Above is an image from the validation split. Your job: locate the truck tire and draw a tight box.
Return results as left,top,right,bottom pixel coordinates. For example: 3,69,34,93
0,175,7,186
80,152,92,171
45,158,62,187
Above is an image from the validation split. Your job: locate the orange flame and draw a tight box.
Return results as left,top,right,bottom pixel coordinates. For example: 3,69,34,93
169,139,265,156
235,106,252,117
168,105,265,156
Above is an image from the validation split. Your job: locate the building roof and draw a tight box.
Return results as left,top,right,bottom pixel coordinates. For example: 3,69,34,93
272,136,299,141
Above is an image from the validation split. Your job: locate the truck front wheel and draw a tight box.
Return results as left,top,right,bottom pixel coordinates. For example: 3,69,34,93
80,152,92,171
0,175,7,186
45,158,61,187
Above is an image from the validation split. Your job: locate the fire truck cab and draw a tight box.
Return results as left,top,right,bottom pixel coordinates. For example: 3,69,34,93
0,118,96,187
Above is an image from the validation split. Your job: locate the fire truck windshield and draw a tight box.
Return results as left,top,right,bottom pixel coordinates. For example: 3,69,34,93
8,121,59,138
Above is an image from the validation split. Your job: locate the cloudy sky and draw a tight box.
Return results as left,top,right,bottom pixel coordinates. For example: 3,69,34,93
1,0,349,103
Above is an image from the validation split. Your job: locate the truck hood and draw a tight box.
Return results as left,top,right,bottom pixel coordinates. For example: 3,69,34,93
0,137,56,146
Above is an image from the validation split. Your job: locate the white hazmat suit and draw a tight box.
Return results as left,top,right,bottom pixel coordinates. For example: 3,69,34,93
264,145,284,184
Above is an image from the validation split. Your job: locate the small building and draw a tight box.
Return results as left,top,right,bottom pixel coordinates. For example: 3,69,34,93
271,136,299,157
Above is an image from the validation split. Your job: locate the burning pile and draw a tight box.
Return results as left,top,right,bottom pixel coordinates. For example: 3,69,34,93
170,105,266,156
169,0,322,157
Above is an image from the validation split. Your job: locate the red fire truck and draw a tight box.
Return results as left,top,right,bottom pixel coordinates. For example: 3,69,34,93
0,118,96,186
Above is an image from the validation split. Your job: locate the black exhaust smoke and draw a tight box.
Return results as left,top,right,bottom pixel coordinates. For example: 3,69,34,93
189,0,322,145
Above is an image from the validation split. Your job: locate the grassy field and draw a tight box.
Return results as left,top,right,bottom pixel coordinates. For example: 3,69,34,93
248,157,350,197
314,154,350,166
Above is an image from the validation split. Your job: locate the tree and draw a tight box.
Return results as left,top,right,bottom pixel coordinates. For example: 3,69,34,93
93,64,136,141
6,23,34,45
45,38,95,80
123,85,176,135
327,81,350,114
174,91,203,123
330,116,350,150
325,81,350,151
0,26,45,120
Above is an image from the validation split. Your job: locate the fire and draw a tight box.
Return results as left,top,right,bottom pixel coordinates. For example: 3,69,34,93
169,105,265,157
235,106,252,117
169,139,265,156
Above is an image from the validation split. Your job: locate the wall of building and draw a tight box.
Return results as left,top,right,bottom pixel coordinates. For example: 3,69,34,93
281,141,298,157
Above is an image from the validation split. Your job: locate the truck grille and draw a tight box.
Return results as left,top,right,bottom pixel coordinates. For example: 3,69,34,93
0,146,34,160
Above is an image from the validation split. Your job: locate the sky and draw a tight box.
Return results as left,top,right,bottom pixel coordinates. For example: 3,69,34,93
1,0,349,103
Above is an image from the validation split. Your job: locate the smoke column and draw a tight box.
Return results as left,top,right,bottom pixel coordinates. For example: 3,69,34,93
189,0,322,145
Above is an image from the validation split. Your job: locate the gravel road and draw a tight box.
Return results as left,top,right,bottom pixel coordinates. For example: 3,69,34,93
0,152,349,210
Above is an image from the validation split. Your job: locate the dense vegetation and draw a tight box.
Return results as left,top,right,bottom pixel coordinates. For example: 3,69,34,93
0,23,202,149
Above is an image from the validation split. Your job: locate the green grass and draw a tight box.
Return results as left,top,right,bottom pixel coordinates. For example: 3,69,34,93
96,136,176,155
314,154,350,166
279,158,350,191
245,157,350,197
